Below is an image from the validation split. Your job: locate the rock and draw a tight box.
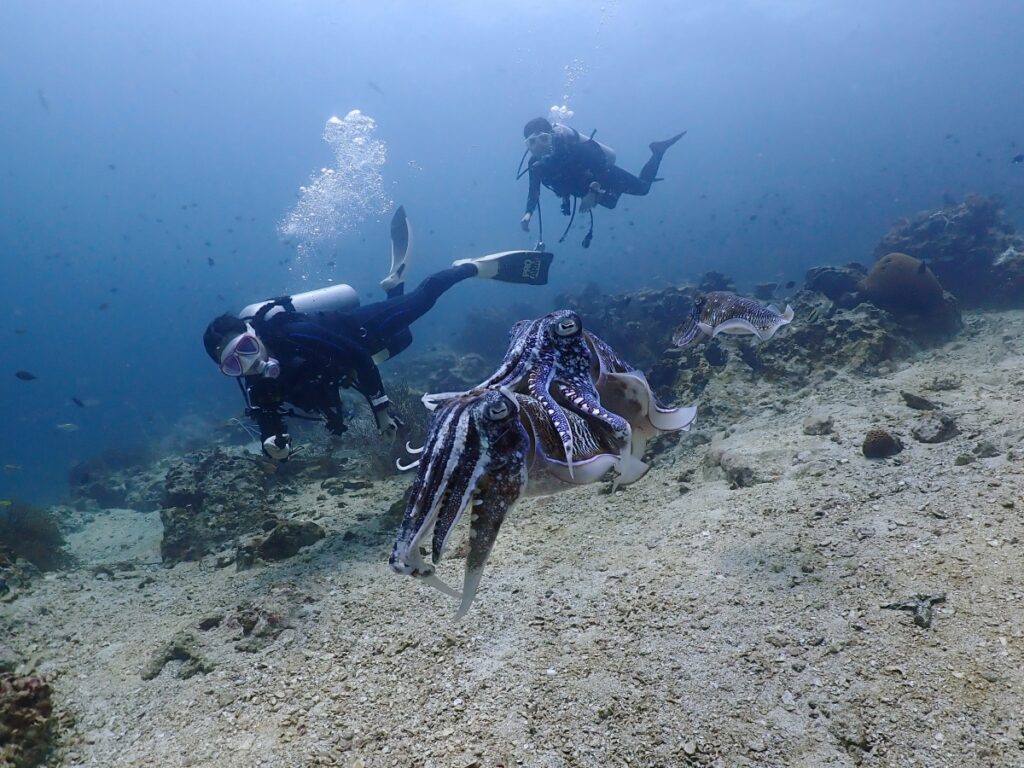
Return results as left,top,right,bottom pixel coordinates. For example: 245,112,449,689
257,520,326,561
911,412,959,444
972,440,1000,458
698,271,736,293
159,449,278,563
862,429,903,459
0,645,18,675
198,614,224,631
0,675,54,768
955,454,976,466
704,445,788,488
900,391,938,410
804,264,866,301
802,414,834,436
141,631,213,680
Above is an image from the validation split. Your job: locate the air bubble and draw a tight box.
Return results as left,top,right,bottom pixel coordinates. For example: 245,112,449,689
278,110,392,276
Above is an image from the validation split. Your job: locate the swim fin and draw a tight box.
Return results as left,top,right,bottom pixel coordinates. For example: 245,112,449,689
381,205,412,298
649,130,686,157
454,250,554,286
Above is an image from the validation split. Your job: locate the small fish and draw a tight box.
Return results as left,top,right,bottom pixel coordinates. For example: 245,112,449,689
15,370,37,381
0,499,12,508
98,303,110,311
673,291,795,347
207,257,215,266
3,465,21,472
37,88,49,113
71,397,86,408
55,423,80,432
14,328,26,335
1012,153,1024,164
368,80,385,95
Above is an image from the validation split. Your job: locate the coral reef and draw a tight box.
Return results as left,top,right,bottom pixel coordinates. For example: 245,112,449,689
67,446,167,512
0,501,67,573
0,674,54,768
873,194,1024,306
159,449,281,563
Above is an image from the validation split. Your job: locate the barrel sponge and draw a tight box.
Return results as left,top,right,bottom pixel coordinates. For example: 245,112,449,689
858,252,946,315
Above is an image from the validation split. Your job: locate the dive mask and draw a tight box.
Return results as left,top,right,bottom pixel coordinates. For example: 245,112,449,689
219,325,280,378
525,131,553,158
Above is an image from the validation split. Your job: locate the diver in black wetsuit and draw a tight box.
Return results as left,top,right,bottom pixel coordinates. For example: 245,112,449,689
203,207,553,461
519,117,685,246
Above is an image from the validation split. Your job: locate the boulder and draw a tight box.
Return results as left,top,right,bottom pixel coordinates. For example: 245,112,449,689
911,412,959,444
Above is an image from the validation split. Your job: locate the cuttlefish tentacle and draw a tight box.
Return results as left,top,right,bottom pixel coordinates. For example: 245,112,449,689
456,432,529,618
390,397,476,576
555,381,630,441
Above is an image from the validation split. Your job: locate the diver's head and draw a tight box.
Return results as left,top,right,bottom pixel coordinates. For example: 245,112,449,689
523,117,554,159
203,314,280,378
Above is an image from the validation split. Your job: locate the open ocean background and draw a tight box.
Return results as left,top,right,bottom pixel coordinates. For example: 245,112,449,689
1,0,1022,503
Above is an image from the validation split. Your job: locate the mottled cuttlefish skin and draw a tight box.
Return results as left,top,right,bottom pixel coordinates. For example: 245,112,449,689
672,291,795,347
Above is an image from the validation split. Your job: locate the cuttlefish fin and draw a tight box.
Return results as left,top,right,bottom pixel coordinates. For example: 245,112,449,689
613,453,650,488
709,318,760,337
782,304,794,322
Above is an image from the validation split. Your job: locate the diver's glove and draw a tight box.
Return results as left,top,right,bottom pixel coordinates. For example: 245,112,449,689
520,212,532,232
263,434,292,461
579,181,604,213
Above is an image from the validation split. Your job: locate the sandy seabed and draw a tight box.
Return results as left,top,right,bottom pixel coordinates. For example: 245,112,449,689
5,310,1024,768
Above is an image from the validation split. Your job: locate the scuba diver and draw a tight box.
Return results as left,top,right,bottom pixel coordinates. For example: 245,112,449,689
203,206,553,461
518,117,685,248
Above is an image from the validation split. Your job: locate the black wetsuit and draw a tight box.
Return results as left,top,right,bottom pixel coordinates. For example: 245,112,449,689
241,264,475,443
524,125,665,215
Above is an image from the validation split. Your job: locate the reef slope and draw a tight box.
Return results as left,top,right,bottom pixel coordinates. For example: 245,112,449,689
2,310,1023,768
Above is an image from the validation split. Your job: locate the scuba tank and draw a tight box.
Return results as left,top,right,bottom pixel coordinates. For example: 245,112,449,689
238,283,360,321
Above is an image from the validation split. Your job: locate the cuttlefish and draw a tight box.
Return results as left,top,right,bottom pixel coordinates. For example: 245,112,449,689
391,313,698,617
672,291,794,347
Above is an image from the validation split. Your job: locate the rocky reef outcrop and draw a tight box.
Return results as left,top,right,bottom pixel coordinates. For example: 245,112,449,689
159,449,283,563
874,193,1024,307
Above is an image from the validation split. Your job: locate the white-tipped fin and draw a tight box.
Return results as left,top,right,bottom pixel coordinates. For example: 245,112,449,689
710,318,761,337
782,304,794,322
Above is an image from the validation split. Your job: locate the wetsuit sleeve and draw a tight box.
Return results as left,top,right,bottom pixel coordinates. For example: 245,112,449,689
525,165,542,214
282,321,389,412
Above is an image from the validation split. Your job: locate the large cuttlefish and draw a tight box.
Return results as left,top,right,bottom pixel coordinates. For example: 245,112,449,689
672,291,794,347
390,309,697,617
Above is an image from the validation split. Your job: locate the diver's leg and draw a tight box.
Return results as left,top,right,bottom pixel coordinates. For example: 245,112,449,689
599,165,645,207
354,264,477,343
638,131,686,184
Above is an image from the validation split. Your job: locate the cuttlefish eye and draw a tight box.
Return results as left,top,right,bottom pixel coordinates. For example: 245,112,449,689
485,400,511,421
554,317,580,337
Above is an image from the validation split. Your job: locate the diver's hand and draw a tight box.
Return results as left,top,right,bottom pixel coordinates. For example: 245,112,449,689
520,212,532,232
375,409,403,442
579,182,604,213
263,434,292,461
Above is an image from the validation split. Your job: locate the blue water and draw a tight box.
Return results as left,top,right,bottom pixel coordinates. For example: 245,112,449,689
1,0,1022,503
